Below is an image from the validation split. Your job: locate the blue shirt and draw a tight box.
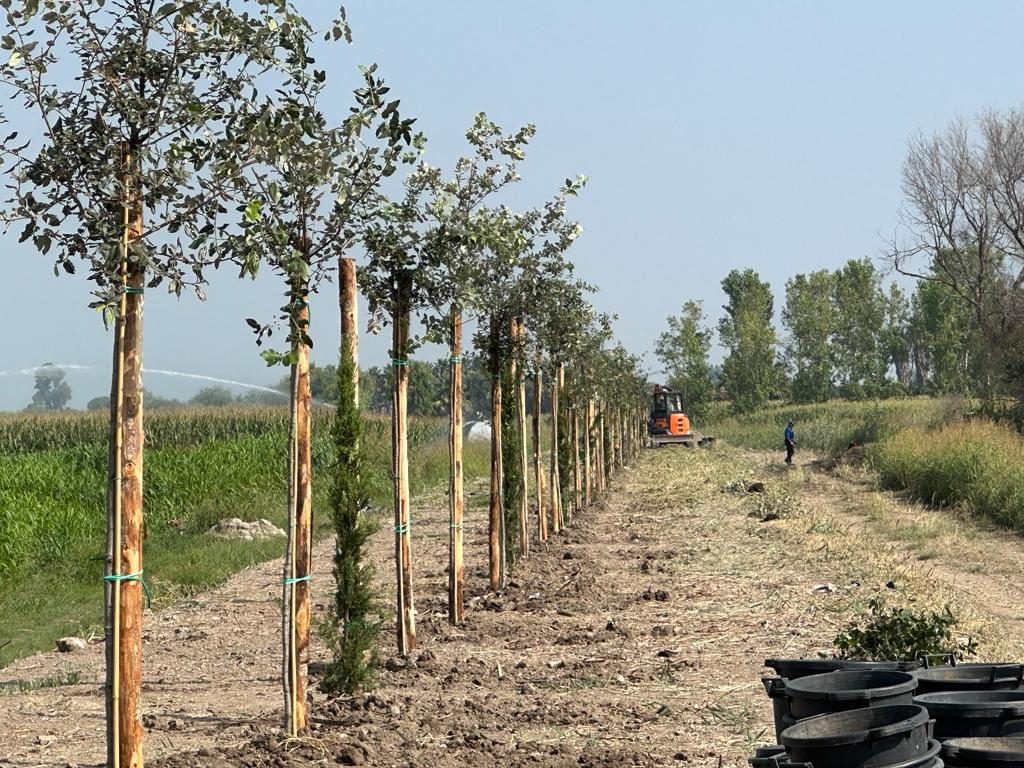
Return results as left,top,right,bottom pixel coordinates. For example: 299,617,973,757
784,426,794,442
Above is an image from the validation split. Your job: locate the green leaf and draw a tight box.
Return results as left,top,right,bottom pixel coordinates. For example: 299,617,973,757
260,349,284,367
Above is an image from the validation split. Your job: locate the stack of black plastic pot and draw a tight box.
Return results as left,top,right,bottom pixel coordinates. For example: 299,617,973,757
753,660,1024,767
754,658,939,768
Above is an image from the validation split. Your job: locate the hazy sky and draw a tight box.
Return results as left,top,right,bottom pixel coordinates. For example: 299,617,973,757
2,1,1023,409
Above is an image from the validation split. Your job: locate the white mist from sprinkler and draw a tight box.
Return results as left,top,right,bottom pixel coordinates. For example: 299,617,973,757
0,364,338,406
142,367,287,398
0,363,95,377
143,368,333,407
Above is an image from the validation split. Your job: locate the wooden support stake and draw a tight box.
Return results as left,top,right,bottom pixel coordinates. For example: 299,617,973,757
488,316,504,590
513,319,529,559
448,309,465,624
572,406,582,521
283,274,313,737
393,273,416,654
533,352,545,541
584,399,593,507
550,362,563,531
340,257,359,408
106,141,145,768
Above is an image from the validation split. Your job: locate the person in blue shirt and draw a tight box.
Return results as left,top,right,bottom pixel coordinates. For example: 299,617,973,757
784,421,796,465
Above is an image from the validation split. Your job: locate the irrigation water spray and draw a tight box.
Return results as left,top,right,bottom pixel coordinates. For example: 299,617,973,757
0,364,345,407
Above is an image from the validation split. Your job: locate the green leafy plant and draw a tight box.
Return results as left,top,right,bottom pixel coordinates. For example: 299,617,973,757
834,596,976,662
321,343,379,695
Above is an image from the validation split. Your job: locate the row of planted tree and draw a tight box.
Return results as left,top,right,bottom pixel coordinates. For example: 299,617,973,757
0,2,647,765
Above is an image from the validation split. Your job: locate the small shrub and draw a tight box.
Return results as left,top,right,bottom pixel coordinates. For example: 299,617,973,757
322,342,380,695
834,596,975,662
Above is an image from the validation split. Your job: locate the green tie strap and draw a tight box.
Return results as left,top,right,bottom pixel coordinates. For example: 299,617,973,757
104,570,152,607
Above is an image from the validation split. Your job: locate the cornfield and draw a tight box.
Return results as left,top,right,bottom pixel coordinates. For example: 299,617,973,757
0,407,450,583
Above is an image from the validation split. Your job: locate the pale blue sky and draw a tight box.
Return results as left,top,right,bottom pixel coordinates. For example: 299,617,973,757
2,1,1023,409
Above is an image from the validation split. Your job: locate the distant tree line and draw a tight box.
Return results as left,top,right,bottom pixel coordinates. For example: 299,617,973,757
73,354,549,419
657,256,1002,415
274,356,551,419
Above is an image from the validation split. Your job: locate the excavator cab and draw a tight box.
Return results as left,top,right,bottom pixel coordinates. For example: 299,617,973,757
648,384,712,447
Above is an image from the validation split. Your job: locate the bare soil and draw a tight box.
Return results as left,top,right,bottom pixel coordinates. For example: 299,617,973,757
4,445,1024,767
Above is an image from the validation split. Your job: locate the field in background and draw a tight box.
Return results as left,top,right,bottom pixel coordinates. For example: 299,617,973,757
0,407,490,667
706,395,1024,536
703,397,966,455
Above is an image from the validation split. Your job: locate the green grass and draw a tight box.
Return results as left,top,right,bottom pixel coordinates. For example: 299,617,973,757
703,396,965,455
0,407,487,667
871,419,1024,531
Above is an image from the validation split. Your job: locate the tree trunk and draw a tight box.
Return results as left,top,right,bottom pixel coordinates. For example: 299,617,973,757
550,363,563,532
584,399,593,507
393,273,416,653
448,309,465,624
488,316,504,590
106,142,144,768
339,257,359,407
514,321,529,559
533,353,545,541
282,278,313,737
572,406,582,520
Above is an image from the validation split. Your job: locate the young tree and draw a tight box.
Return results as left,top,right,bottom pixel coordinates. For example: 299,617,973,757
782,270,835,403
361,164,436,655
321,333,378,694
0,2,299,762
718,269,778,413
532,277,593,533
472,178,586,586
832,258,888,399
416,114,534,620
228,28,417,732
654,300,714,416
27,363,72,411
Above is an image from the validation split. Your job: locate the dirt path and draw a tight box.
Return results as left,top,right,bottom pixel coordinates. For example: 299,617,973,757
4,446,1024,767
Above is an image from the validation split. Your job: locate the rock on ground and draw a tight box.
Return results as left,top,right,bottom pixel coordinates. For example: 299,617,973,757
207,518,285,540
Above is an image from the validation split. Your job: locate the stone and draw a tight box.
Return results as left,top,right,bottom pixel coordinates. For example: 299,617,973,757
208,518,285,540
55,637,87,653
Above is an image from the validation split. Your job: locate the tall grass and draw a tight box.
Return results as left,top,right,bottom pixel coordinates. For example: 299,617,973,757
872,420,1024,531
0,407,485,667
704,397,965,455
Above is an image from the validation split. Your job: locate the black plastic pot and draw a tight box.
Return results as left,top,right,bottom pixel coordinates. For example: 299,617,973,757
764,677,791,743
915,692,1024,740
915,666,1024,695
786,670,919,721
766,658,920,681
749,739,943,768
764,670,919,743
942,737,1024,766
781,705,933,768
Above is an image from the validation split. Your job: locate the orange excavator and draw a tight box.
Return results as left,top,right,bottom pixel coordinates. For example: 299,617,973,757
647,384,714,447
